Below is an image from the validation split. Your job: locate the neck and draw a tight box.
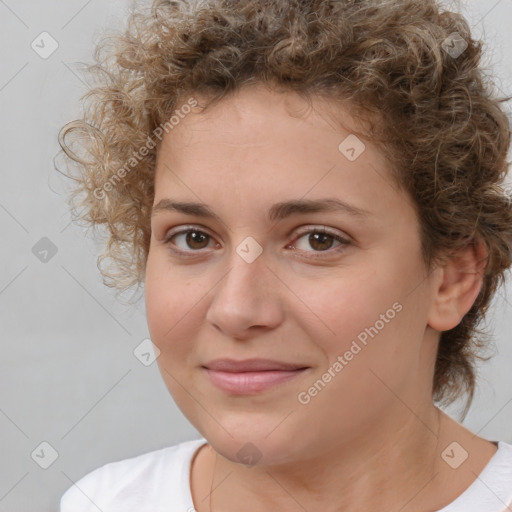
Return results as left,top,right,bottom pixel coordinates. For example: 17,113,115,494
204,403,451,512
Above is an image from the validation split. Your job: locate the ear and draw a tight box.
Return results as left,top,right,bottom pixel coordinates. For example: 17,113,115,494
427,240,488,332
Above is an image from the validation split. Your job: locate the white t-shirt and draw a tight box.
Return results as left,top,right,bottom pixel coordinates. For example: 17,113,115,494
60,438,512,512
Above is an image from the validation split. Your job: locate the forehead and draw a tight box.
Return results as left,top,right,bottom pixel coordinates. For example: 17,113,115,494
165,85,369,150
157,86,382,174
153,85,412,225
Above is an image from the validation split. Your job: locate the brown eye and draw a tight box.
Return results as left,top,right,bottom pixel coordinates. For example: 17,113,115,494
306,232,336,251
182,230,210,250
291,227,351,258
165,229,216,252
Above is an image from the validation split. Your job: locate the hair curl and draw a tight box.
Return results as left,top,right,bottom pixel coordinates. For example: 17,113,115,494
57,0,512,411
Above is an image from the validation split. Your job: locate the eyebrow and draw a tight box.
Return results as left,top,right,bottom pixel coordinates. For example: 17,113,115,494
151,198,371,222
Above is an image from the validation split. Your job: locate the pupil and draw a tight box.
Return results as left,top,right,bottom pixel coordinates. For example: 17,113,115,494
187,231,208,249
310,233,332,251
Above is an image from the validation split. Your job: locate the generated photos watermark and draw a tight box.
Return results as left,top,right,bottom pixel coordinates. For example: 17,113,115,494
93,96,199,200
298,301,403,405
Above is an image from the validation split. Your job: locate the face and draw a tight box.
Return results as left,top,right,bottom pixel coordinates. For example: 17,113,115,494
145,84,439,466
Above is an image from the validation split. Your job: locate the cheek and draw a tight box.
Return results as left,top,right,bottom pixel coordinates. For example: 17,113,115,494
145,256,170,343
145,253,201,358
290,267,403,353
290,259,428,397
144,259,208,410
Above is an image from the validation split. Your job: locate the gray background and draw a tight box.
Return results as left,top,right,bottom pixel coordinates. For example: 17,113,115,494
0,1,511,511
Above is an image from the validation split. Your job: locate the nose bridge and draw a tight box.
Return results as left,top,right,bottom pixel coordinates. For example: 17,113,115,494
206,239,282,335
217,241,269,303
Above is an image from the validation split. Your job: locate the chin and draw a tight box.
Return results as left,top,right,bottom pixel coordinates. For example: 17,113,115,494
196,420,304,467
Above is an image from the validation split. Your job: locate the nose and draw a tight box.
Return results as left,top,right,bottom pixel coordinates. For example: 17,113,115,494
205,248,284,340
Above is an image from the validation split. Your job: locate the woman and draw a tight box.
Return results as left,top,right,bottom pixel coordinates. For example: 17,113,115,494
58,0,512,510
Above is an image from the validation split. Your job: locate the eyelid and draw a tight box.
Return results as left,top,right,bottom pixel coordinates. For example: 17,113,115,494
163,224,350,242
163,224,219,249
163,224,352,258
291,224,351,243
287,225,351,259
164,224,214,240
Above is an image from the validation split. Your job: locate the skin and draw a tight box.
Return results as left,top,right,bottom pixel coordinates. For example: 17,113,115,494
145,83,496,512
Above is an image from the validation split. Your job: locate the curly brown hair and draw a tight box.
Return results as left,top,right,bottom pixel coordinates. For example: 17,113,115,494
57,0,512,411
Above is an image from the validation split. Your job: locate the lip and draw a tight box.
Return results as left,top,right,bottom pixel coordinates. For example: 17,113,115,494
203,358,308,372
202,359,309,395
204,368,308,394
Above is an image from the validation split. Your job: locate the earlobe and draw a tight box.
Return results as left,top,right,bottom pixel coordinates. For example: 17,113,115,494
427,240,487,332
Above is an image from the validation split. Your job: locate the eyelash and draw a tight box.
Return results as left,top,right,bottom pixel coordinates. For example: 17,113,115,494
163,225,351,260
